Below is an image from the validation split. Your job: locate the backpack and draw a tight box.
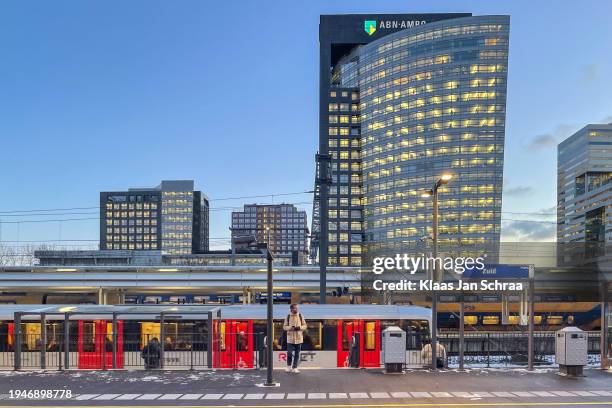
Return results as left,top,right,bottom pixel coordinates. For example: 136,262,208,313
286,313,305,327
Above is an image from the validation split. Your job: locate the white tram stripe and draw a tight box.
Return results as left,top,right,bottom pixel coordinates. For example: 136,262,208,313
243,393,265,399
471,392,494,398
550,391,577,397
512,391,536,397
222,394,244,400
349,392,370,399
411,392,432,398
572,391,598,397
201,394,224,400
265,393,286,399
135,394,162,400
451,392,474,398
75,394,99,400
308,393,327,399
157,394,183,400
592,391,612,396
431,392,453,398
391,392,412,398
369,392,391,398
93,394,121,400
531,391,557,397
492,392,515,398
179,394,204,400
328,392,348,399
114,394,141,400
286,393,306,399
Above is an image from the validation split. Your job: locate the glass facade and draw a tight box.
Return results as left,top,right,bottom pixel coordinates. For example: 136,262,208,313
326,89,364,266
101,192,161,250
100,180,209,254
321,15,509,261
231,204,308,262
557,124,612,243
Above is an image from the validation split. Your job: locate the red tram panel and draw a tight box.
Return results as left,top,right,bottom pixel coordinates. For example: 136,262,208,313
213,320,253,368
336,319,381,368
77,320,124,369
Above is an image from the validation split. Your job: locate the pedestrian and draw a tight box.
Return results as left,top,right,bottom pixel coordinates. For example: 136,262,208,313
141,337,161,369
283,303,307,373
421,341,447,369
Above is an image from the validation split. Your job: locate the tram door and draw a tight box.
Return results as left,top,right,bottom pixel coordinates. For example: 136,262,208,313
337,320,359,367
213,320,253,368
337,320,381,368
360,320,381,367
78,320,124,369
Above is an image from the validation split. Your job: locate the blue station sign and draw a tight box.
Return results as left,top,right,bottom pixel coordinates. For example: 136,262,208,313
462,264,531,280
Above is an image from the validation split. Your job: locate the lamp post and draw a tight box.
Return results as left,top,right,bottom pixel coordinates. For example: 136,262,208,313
257,242,276,387
421,173,453,371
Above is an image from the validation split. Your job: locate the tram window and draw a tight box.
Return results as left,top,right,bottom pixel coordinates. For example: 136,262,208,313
364,321,376,351
464,316,478,325
273,321,284,350
483,316,499,325
219,322,226,351
81,322,95,352
534,315,542,324
547,316,564,325
46,322,63,351
567,315,575,325
302,321,322,351
140,322,161,350
402,320,429,350
322,320,337,351
341,321,353,351
236,331,248,351
0,323,9,352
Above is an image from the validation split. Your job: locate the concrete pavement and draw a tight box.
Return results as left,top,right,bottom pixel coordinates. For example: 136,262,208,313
0,368,610,406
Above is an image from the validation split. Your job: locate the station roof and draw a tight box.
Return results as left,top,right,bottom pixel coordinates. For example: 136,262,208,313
0,304,221,320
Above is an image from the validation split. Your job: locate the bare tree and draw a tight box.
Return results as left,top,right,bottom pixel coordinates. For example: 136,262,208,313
0,243,59,266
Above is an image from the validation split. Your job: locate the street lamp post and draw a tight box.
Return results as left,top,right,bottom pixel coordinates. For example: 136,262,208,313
421,173,453,371
257,242,276,387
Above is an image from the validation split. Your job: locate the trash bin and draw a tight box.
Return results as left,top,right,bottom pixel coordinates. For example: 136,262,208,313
555,327,587,376
382,326,406,373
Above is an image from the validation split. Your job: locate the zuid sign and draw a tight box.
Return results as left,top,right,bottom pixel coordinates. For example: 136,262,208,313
364,19,428,35
462,264,532,280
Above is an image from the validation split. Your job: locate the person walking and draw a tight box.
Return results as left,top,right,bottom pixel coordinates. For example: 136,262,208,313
283,303,307,373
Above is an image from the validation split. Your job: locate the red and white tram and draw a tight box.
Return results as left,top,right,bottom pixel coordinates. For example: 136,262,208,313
0,304,431,370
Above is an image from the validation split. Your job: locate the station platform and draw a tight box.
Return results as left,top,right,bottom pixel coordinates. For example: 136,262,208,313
0,367,610,407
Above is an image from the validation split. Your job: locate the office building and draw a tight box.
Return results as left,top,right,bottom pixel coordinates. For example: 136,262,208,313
231,204,308,263
313,14,510,266
557,124,612,243
100,180,209,254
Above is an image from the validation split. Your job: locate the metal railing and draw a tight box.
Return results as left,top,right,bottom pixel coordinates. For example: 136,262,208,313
438,330,606,368
2,329,609,371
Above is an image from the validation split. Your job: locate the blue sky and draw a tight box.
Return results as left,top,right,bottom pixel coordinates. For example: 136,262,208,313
1,0,611,250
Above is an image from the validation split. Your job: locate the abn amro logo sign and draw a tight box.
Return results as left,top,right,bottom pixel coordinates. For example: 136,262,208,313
364,20,376,35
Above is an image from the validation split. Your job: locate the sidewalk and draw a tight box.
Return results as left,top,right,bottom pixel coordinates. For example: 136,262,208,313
0,368,610,406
